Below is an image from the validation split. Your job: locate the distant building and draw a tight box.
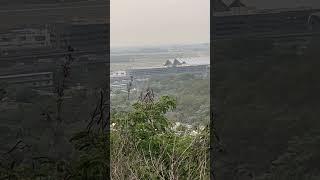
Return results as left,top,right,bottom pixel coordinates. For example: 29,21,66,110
110,71,129,85
163,59,188,67
164,60,173,67
172,59,183,66
127,59,209,78
111,71,127,78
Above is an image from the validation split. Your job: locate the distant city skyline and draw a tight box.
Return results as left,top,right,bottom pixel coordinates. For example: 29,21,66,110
111,0,210,47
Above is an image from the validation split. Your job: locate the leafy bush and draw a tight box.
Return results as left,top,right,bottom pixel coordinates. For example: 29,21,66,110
111,95,209,179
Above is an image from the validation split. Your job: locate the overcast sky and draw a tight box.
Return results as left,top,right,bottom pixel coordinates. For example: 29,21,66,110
111,0,210,47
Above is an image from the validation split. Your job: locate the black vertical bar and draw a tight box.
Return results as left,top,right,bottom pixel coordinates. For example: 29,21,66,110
210,0,215,179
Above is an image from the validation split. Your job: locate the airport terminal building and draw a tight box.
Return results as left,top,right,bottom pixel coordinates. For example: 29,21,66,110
127,59,209,79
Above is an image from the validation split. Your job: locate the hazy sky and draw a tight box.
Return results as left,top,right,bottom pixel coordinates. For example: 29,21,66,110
111,0,210,47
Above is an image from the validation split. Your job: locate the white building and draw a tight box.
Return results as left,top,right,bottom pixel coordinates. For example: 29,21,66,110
111,71,127,78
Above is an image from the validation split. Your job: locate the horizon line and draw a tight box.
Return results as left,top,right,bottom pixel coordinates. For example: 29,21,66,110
110,42,210,49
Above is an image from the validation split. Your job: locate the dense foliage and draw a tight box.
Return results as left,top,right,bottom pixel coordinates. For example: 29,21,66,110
0,94,209,179
111,74,210,125
111,95,209,179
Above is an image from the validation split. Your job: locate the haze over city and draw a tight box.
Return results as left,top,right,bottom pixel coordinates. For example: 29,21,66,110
111,0,210,47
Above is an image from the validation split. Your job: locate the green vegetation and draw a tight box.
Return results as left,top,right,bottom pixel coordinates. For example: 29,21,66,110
111,95,209,179
111,74,210,125
150,74,210,125
0,93,209,179
0,45,210,179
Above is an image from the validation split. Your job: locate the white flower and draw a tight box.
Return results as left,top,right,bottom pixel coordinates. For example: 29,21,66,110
190,130,198,136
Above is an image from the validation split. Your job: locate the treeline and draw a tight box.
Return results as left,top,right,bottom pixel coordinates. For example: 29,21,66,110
111,73,210,125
